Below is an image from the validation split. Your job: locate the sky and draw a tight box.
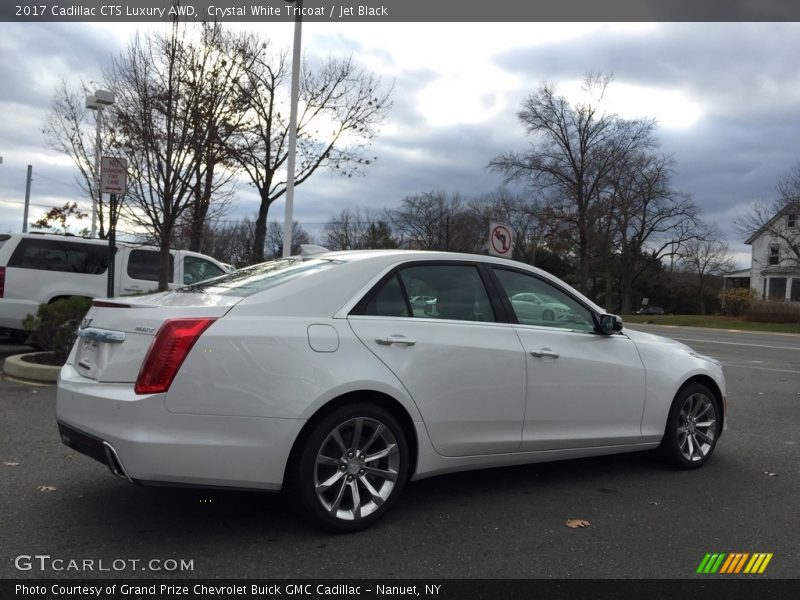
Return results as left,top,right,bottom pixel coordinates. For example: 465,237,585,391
2,21,800,267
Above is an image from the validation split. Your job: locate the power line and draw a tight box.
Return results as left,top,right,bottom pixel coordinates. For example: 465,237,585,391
32,171,77,188
0,200,88,208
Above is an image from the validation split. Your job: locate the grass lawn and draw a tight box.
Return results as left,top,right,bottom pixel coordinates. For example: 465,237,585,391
621,314,800,335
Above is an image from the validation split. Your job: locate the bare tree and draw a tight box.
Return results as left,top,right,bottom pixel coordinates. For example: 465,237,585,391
230,36,392,263
184,24,254,253
680,228,736,314
43,80,111,238
265,220,312,259
205,217,257,268
389,191,482,252
323,207,396,250
109,22,247,290
489,74,657,293
611,152,702,312
736,161,800,268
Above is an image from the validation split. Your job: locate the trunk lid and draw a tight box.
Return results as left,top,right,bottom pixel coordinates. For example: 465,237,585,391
72,291,241,383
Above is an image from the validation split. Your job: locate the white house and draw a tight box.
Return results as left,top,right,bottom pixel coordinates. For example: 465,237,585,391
743,207,800,301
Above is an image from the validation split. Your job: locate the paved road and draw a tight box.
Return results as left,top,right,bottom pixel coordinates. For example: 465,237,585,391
1,327,798,579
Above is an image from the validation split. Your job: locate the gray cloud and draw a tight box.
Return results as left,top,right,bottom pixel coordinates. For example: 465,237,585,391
3,21,799,261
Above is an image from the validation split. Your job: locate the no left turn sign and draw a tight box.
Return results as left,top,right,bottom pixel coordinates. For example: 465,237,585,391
489,222,513,257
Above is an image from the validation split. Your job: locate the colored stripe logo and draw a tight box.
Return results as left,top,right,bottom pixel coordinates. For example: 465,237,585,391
697,553,773,574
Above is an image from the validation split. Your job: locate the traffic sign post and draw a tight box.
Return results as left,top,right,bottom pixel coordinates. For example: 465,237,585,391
488,222,513,258
101,157,127,297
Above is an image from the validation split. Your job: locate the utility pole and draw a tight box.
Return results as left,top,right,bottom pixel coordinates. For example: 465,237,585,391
282,0,303,257
22,165,32,233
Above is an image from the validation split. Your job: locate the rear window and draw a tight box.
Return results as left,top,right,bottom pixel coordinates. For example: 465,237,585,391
8,238,110,274
178,258,337,297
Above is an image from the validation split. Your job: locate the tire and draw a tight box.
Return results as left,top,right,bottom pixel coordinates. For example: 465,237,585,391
659,383,720,469
291,403,409,532
542,309,555,321
9,330,28,345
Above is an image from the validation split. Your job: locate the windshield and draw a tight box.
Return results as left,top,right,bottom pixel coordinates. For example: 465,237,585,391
177,258,338,297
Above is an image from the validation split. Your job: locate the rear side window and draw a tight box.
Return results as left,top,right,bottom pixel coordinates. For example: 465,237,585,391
361,274,410,317
127,249,174,283
356,264,495,323
8,238,109,274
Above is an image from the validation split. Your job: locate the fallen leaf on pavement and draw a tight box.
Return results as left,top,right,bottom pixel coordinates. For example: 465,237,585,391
4,462,19,467
565,519,591,529
37,485,57,492
764,471,778,477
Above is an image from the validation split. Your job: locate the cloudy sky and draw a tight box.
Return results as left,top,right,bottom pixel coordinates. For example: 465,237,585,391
2,21,800,266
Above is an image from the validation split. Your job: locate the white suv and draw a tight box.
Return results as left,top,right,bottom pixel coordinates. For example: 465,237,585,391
0,233,231,341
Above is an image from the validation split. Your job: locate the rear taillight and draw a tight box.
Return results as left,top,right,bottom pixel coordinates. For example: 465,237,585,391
134,318,216,395
0,266,4,298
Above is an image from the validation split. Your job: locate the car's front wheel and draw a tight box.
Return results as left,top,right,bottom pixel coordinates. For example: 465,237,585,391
292,403,409,532
660,383,720,469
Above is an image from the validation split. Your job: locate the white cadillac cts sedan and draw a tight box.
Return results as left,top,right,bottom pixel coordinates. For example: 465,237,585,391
57,250,726,531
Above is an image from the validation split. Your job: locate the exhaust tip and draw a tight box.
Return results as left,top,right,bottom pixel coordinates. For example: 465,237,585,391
102,441,132,482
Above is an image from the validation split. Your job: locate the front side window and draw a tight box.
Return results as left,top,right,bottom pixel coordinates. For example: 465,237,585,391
183,255,225,284
8,238,109,274
768,245,780,266
127,249,174,282
493,268,595,332
357,264,495,323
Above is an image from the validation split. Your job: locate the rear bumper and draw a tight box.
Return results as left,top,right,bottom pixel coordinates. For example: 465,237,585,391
57,364,305,491
58,422,132,481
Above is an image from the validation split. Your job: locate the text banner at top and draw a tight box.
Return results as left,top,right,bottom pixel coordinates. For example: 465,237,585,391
4,0,800,22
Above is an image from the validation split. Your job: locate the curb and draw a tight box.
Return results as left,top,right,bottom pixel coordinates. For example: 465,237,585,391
2,353,61,383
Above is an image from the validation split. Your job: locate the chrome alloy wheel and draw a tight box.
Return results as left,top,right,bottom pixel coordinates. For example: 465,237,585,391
314,417,400,521
677,392,717,462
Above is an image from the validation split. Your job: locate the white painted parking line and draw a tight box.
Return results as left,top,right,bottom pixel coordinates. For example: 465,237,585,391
722,364,800,375
667,337,800,352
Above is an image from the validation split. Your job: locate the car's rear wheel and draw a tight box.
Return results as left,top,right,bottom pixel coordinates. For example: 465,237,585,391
660,383,720,469
292,403,409,532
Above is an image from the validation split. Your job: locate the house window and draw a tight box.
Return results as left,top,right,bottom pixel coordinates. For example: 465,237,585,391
791,279,800,302
768,245,780,266
788,214,797,228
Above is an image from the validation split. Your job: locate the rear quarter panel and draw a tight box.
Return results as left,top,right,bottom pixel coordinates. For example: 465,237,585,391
164,315,423,423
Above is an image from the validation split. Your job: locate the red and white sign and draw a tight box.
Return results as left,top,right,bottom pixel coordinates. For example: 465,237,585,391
489,222,513,258
101,157,128,195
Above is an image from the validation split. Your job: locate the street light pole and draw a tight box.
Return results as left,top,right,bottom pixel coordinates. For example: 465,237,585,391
283,0,303,257
86,90,115,238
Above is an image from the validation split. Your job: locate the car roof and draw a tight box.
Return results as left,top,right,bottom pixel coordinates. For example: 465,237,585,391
310,249,604,315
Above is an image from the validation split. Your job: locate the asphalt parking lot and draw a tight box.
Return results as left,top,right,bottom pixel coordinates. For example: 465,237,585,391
1,325,798,579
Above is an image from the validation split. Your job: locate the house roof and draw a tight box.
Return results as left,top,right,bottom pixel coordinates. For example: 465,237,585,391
723,268,751,279
744,204,797,245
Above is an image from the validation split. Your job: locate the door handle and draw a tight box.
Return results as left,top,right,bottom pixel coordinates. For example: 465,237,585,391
375,335,416,346
530,348,559,358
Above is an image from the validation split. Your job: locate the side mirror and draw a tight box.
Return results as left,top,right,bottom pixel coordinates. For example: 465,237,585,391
597,313,623,335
